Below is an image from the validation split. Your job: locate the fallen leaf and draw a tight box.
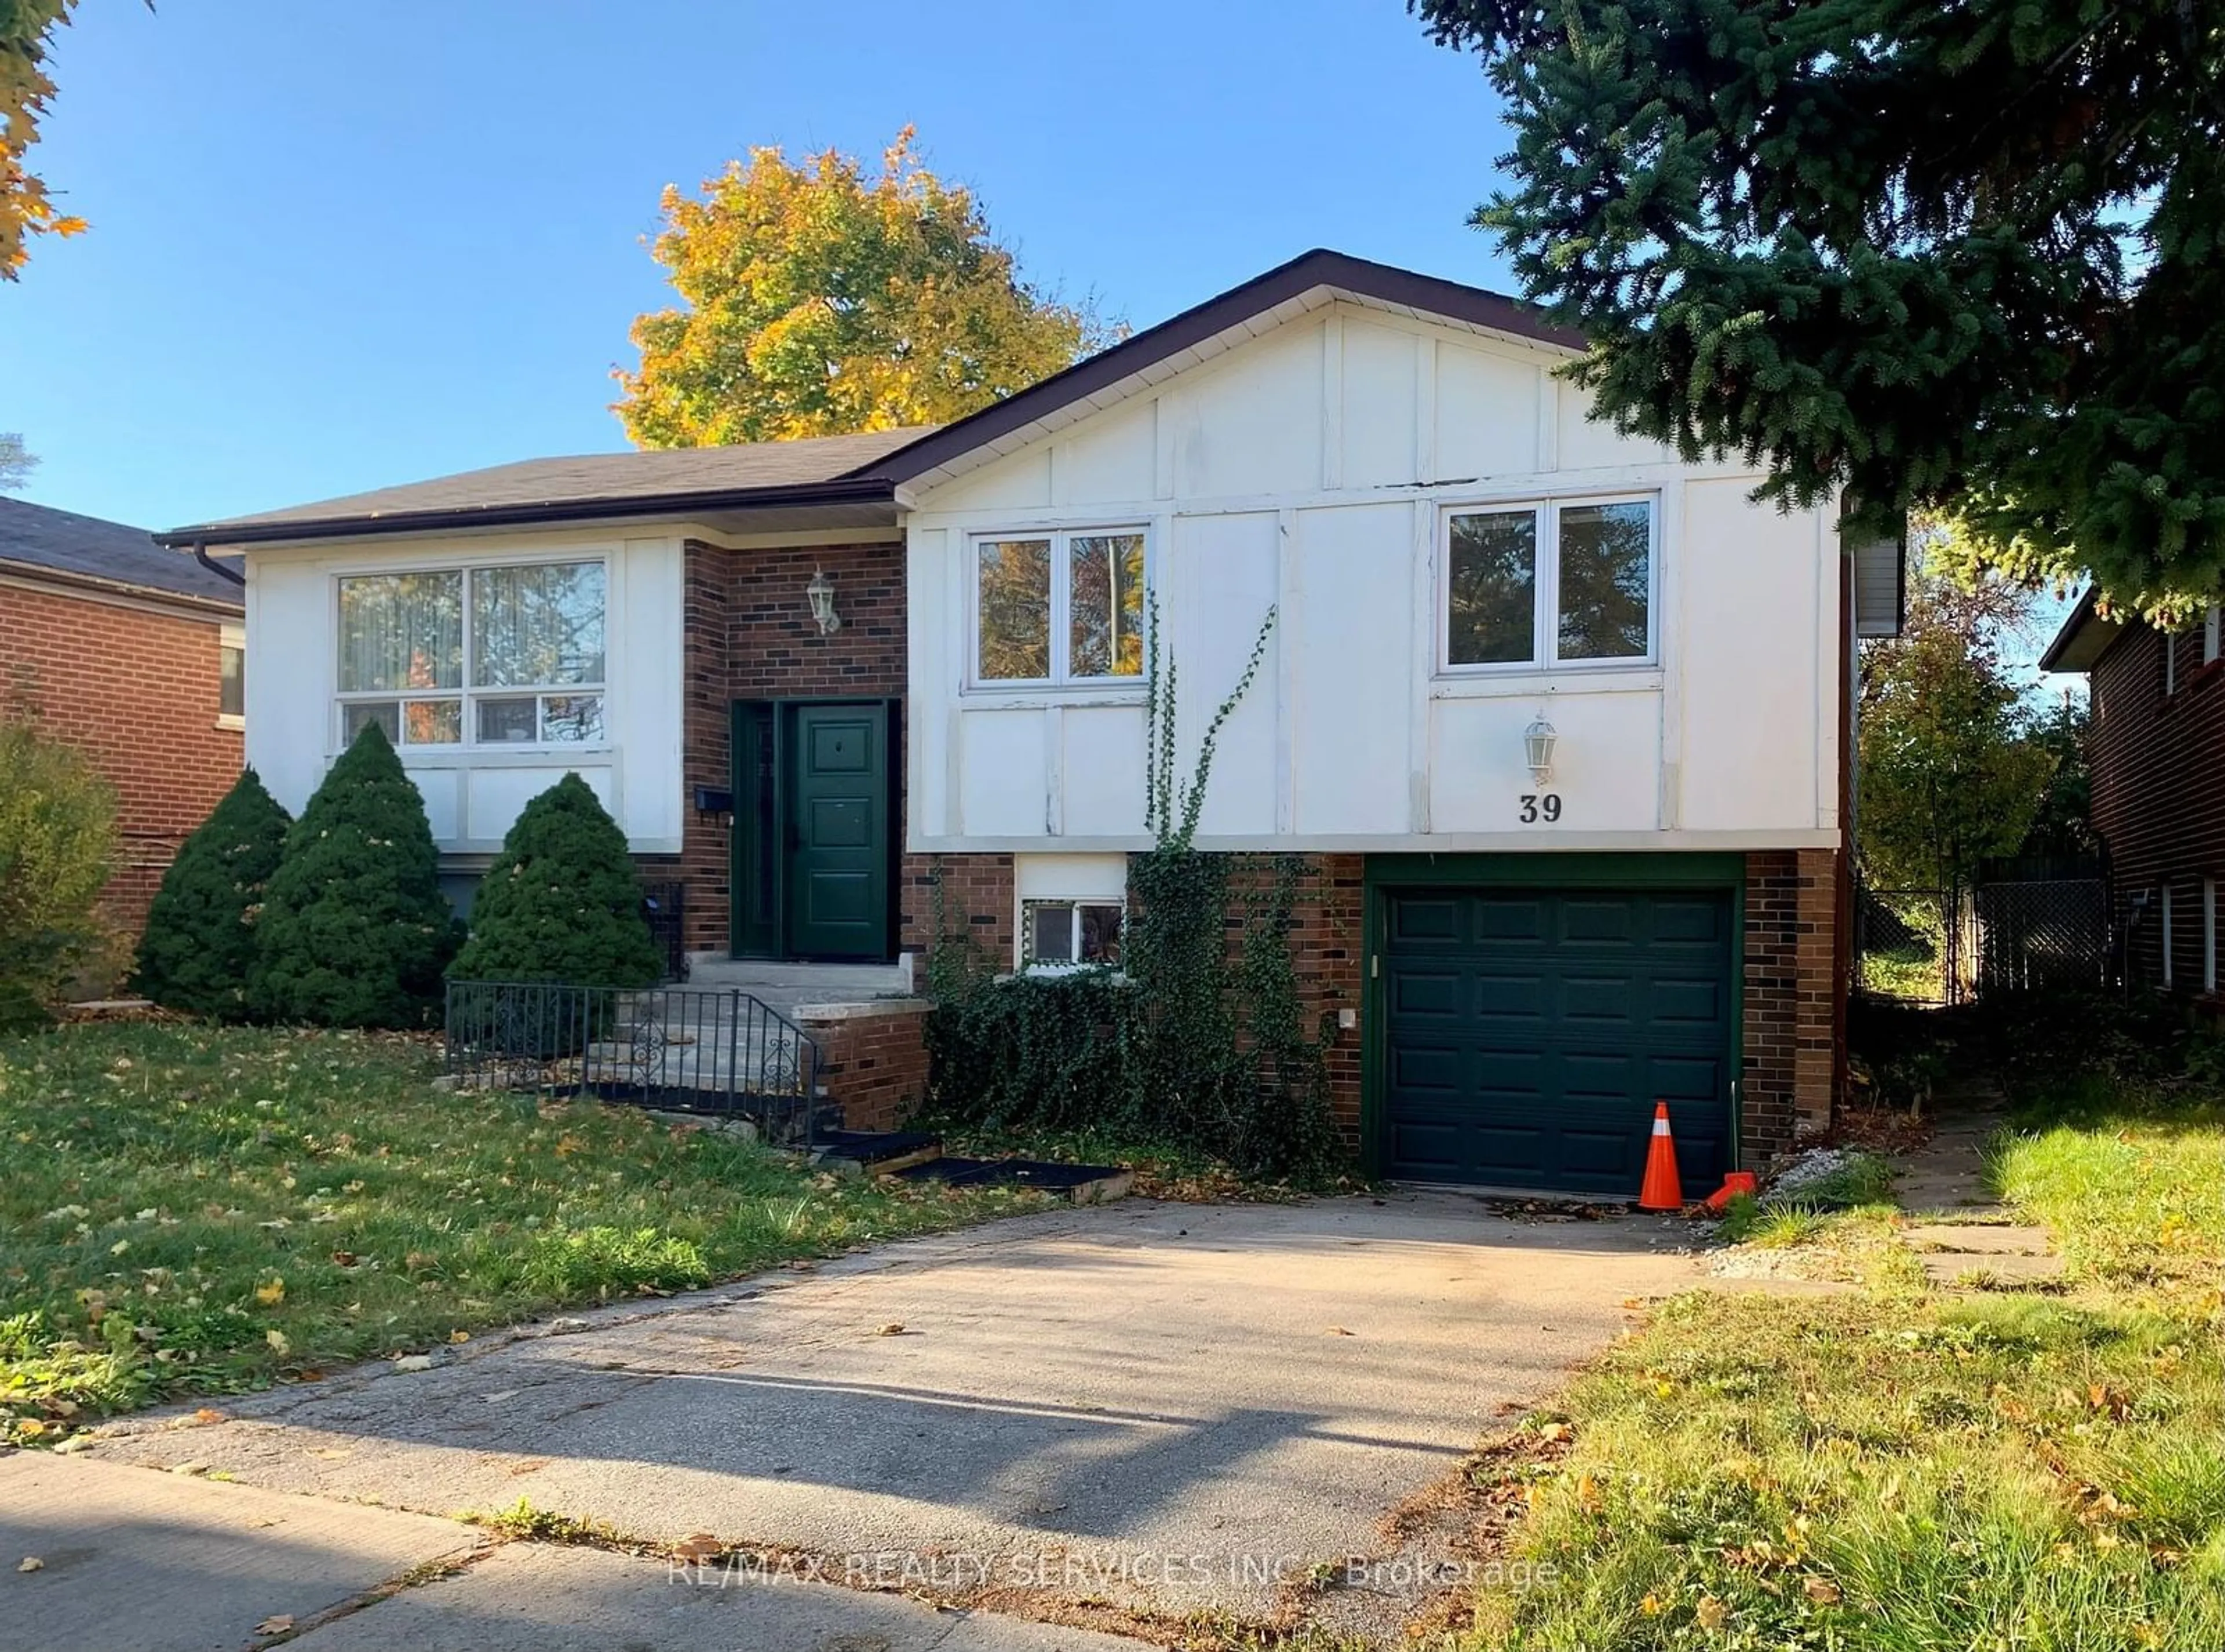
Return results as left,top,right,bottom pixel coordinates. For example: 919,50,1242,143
1695,1594,1728,1631
393,1354,434,1372
265,1330,289,1355
448,1329,470,1344
255,1278,286,1306
1803,1577,1843,1604
1537,1421,1574,1443
189,1407,227,1426
16,1556,42,1573
876,1322,906,1336
674,1531,723,1562
1575,1473,1604,1514
170,1460,211,1476
254,1615,295,1635
1325,1326,1355,1337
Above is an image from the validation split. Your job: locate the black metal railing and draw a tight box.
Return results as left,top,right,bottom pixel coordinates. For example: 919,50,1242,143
443,979,820,1144
640,882,688,982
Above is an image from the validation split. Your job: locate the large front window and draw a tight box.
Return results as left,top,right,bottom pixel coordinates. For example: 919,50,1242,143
335,560,606,747
1444,497,1654,670
975,528,1146,685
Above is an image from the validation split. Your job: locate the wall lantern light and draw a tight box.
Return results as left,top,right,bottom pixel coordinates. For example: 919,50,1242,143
807,567,841,635
1524,712,1559,785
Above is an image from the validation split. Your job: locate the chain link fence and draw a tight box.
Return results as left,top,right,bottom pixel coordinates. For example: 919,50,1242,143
1855,870,2111,1005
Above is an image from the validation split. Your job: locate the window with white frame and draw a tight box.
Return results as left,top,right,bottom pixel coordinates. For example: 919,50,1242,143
2205,607,2220,666
974,528,1146,685
1022,898,1124,968
2206,878,2217,992
334,560,606,749
1443,496,1655,671
218,622,245,725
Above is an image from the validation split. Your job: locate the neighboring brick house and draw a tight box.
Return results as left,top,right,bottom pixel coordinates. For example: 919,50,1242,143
2041,593,2220,991
166,251,1885,1188
0,497,245,938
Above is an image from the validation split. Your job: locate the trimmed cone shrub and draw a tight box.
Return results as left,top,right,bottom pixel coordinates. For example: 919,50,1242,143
0,713,118,1031
133,767,291,1019
251,721,459,1028
449,773,662,986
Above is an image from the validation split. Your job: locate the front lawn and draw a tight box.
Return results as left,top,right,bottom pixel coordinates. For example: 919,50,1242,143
1461,1059,2225,1649
1,1023,1042,1445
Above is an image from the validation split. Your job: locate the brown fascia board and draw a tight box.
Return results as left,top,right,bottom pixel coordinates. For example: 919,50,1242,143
854,249,1581,487
155,476,898,550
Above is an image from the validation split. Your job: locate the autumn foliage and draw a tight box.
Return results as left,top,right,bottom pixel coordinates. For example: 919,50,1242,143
617,129,1106,447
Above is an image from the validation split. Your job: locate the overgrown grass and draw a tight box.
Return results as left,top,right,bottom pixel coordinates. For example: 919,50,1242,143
1992,1075,2225,1292
1469,1063,2225,1649
1,1023,1044,1443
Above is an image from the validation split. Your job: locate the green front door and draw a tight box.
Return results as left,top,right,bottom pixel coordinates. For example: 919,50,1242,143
1381,887,1734,1193
783,702,892,960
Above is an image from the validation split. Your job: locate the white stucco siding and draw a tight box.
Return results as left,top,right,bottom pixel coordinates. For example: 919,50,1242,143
907,299,1843,855
242,528,685,855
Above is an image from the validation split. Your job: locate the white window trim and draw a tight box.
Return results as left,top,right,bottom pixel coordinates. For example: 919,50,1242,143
216,621,246,732
2205,878,2216,993
1017,896,1126,972
2206,607,2221,666
1435,491,1661,677
2166,629,2179,695
329,556,611,754
966,525,1150,692
2162,881,2175,986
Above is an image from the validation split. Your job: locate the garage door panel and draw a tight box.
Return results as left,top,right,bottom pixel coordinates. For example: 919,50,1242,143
1651,977,1726,1029
1389,1042,1462,1091
1389,1119,1462,1175
1390,969,1462,1016
1384,885,1734,1191
1653,897,1728,943
1560,899,1638,944
1390,898,1464,944
1562,973,1636,1024
1474,898,1547,943
1473,971,1546,1019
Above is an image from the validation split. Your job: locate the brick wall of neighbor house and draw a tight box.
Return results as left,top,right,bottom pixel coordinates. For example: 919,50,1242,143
2087,622,2225,989
0,580,242,937
797,1001,932,1133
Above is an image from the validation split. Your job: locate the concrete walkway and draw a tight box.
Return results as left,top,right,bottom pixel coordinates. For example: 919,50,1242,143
1890,1076,2064,1289
79,1193,1705,1641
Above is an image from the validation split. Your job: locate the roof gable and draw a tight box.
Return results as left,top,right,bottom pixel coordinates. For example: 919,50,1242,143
859,249,1576,493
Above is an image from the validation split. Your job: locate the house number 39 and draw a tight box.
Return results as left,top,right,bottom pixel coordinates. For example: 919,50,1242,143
1518,794,1563,823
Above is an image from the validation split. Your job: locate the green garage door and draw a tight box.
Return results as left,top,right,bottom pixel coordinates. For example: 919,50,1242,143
1383,887,1734,1194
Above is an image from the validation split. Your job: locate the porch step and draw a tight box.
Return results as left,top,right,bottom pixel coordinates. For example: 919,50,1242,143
683,957,915,1020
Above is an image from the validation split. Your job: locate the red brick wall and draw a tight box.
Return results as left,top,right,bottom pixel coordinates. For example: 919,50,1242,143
1742,848,1842,1161
798,1002,931,1133
2087,622,2225,989
1,579,242,939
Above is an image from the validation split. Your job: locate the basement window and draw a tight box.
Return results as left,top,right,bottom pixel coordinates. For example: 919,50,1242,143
217,623,245,728
1442,495,1656,672
1022,899,1124,968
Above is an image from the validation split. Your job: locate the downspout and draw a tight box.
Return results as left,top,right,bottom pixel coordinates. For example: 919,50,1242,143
192,538,245,587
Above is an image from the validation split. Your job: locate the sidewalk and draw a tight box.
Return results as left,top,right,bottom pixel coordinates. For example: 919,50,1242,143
1,1454,1147,1652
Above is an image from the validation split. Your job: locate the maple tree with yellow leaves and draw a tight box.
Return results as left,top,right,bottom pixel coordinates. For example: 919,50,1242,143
616,129,1110,447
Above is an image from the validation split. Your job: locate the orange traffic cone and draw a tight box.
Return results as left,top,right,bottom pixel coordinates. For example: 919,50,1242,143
1637,1102,1683,1211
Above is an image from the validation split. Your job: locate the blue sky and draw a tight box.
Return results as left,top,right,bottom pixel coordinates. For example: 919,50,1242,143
1,0,1518,531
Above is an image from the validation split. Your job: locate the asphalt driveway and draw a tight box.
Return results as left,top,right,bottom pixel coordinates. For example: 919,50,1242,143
88,1191,1704,1637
